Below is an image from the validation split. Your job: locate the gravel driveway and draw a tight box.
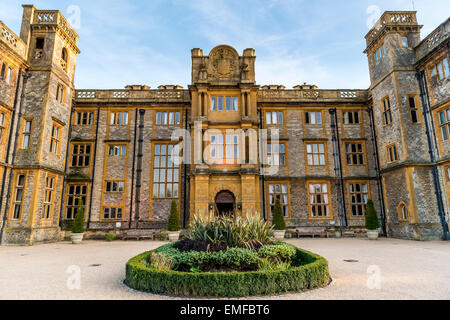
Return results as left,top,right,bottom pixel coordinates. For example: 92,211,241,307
0,238,449,300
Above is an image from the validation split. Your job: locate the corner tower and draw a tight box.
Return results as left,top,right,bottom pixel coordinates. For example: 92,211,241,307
2,5,80,245
365,12,448,240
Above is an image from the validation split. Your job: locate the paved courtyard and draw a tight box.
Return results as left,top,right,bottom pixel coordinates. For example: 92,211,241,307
0,238,449,300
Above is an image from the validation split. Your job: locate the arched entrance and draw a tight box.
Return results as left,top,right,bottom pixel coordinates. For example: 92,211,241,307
215,190,236,217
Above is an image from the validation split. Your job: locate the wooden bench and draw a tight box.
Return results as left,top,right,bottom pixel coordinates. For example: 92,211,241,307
295,227,329,238
122,229,155,241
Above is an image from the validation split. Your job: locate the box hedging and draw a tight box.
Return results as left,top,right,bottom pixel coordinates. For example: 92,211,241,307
125,246,330,297
154,242,297,271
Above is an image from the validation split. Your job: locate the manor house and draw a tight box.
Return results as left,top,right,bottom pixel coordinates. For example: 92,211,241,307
0,6,449,244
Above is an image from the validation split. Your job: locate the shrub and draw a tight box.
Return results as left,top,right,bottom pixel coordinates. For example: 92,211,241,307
125,246,330,297
71,199,85,234
105,233,116,242
365,200,380,230
258,258,292,272
150,252,173,271
157,232,168,241
168,200,181,232
153,243,261,271
271,199,286,230
189,215,274,250
258,243,297,262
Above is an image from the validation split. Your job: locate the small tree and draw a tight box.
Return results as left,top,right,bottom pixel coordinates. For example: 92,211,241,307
272,199,286,230
365,200,380,230
168,200,181,232
71,198,85,234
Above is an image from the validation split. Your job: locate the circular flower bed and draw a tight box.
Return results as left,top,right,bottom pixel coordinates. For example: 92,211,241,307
125,242,329,297
125,215,330,297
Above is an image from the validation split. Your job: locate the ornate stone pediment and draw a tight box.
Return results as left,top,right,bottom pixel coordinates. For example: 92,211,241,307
208,45,239,81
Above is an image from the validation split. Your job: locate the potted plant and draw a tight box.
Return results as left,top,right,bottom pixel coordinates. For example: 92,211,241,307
365,200,380,240
272,199,286,240
71,199,85,244
167,200,181,242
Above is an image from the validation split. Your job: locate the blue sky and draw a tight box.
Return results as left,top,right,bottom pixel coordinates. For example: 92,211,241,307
2,0,449,89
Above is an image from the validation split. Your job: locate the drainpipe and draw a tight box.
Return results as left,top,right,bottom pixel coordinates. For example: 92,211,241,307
183,107,189,228
257,109,267,221
329,108,347,227
0,72,30,244
128,108,138,229
416,70,450,240
59,100,75,229
134,109,145,229
0,69,24,244
86,106,100,229
366,107,387,236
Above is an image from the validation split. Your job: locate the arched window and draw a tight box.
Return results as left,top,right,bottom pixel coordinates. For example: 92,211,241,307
61,48,68,71
398,203,409,221
0,63,6,80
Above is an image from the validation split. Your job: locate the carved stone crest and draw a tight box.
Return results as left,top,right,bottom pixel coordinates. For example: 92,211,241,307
210,47,237,79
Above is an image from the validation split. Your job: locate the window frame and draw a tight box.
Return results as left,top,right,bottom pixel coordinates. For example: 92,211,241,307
267,183,290,219
407,95,420,124
110,111,129,126
386,143,399,164
155,111,181,126
75,111,94,126
102,206,123,220
42,173,55,220
210,96,239,112
305,142,326,167
49,122,62,154
71,143,92,168
343,111,360,125
65,184,88,220
265,111,284,125
267,142,286,166
438,108,450,142
307,181,332,220
304,111,323,125
152,143,181,199
108,144,127,157
345,142,365,166
347,182,369,219
10,172,26,221
105,180,125,193
381,96,393,126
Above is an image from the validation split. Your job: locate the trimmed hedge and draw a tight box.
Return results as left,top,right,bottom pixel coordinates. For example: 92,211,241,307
125,245,330,297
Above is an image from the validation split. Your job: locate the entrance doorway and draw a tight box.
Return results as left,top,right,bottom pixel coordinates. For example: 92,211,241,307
215,190,236,217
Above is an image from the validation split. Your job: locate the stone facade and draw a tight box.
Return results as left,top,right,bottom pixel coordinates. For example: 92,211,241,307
0,7,448,245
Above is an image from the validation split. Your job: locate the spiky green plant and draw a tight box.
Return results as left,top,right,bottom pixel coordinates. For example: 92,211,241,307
189,214,274,250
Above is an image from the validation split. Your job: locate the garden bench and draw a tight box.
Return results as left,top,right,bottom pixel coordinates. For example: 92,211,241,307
295,227,329,238
342,230,356,237
122,229,155,241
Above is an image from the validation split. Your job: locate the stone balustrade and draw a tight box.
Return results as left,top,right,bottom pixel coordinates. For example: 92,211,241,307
415,18,449,63
366,11,418,47
33,10,79,45
75,89,191,103
0,21,27,59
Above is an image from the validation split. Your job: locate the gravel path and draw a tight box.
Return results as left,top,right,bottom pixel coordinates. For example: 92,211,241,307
0,238,449,300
